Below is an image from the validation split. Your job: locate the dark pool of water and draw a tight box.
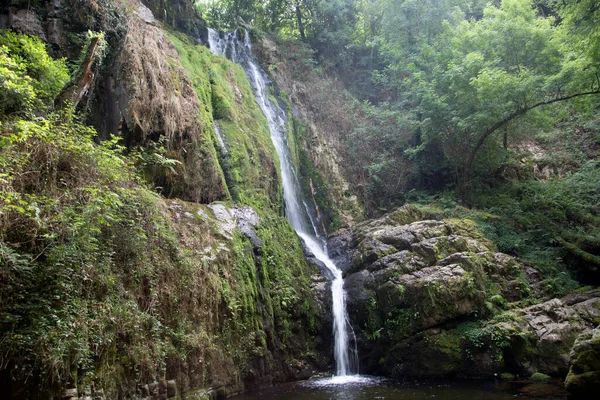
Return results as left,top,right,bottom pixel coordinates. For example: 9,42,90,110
229,375,569,400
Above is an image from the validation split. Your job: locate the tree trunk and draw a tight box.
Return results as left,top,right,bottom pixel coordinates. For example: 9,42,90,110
55,36,101,110
295,4,306,40
461,90,600,197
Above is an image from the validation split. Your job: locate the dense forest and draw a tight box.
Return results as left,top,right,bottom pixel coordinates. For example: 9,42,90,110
1,0,599,398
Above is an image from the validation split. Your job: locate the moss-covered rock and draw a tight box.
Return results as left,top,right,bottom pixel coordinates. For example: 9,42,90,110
565,328,600,396
167,31,282,214
331,206,600,381
531,372,551,382
331,207,527,377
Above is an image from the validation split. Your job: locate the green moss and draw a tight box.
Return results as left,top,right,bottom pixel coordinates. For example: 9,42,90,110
444,218,486,240
287,110,341,232
211,87,232,119
388,204,446,225
501,372,516,380
168,31,283,213
531,372,551,382
566,371,600,394
0,30,325,397
433,330,463,374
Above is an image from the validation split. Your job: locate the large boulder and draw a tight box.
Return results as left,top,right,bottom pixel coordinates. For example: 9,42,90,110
333,205,600,381
565,328,600,396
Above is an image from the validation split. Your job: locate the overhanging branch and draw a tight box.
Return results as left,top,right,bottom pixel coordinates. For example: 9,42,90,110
464,89,600,174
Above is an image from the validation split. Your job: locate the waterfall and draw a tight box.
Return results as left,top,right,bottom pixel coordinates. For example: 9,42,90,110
207,28,357,377
214,121,228,154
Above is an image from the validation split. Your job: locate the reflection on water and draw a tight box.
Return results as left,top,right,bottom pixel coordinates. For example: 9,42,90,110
230,376,569,400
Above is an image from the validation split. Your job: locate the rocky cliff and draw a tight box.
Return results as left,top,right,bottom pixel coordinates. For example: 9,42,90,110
329,205,600,392
0,1,330,398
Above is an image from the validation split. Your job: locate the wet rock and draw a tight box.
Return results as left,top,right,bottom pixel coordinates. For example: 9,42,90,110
377,227,418,250
353,238,397,270
311,274,332,320
136,3,157,25
208,203,236,238
1,14,8,30
8,7,46,40
327,229,352,272
306,255,333,280
47,0,63,18
345,269,375,303
368,250,425,274
46,17,66,47
235,207,262,252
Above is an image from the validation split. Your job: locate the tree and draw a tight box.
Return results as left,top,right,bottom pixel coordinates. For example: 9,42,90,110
405,0,600,201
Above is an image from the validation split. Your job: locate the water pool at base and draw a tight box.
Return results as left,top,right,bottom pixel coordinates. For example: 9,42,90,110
229,376,569,400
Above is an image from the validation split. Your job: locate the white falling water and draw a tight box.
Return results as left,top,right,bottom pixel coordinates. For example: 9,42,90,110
207,28,356,377
213,121,228,154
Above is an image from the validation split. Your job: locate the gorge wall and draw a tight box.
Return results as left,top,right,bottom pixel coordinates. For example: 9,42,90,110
1,1,599,399
0,1,331,398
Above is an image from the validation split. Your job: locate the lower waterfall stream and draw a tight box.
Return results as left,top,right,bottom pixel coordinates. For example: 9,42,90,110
206,28,358,378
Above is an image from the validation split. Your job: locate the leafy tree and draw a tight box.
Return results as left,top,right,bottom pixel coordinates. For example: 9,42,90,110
554,0,600,93
403,0,600,200
0,31,69,117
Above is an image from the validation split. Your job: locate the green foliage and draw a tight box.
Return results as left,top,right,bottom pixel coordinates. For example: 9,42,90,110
0,108,163,394
407,159,600,291
0,46,36,115
132,137,183,188
555,0,600,92
460,321,512,361
0,31,69,117
471,162,600,284
348,103,415,212
168,31,282,212
398,0,571,195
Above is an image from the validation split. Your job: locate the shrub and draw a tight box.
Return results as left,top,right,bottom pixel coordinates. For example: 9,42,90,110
0,31,69,116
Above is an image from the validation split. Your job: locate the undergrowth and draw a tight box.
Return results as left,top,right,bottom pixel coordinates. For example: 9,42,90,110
404,161,600,295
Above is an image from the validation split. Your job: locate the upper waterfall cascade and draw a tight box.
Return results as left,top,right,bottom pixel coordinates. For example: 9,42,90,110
206,28,357,376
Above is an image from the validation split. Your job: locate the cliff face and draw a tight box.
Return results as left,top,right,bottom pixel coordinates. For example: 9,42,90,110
251,33,364,232
0,1,329,398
